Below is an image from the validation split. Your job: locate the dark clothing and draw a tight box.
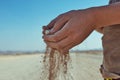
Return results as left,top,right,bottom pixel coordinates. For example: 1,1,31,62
109,0,120,4
101,0,120,79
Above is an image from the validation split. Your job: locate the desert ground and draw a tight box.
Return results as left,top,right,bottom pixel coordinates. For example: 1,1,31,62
0,52,103,80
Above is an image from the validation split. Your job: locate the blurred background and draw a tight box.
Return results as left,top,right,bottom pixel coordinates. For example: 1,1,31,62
0,0,109,53
0,1,110,80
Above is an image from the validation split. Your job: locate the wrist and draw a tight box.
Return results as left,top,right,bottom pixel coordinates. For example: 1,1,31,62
89,4,119,29
76,7,100,29
83,8,98,29
85,7,100,29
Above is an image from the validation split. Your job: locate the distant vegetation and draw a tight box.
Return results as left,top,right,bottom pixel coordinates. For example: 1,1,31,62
0,51,43,55
0,50,103,55
70,50,103,54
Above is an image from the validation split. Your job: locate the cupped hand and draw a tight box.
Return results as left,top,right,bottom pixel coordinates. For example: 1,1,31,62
43,9,96,53
42,10,78,35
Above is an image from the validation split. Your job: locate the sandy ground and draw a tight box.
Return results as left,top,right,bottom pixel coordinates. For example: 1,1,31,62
0,53,103,80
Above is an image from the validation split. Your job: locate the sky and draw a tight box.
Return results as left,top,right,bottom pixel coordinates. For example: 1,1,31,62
0,0,109,51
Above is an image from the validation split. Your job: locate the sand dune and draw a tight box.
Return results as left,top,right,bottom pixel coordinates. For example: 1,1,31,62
0,53,103,80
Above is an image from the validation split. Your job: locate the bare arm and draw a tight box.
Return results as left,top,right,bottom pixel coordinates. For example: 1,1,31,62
93,2,120,28
43,2,120,52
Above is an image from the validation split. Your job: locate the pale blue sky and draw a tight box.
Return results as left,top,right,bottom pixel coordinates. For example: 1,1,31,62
0,0,109,51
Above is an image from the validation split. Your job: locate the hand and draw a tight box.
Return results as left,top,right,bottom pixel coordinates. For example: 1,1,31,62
43,9,96,53
42,10,79,35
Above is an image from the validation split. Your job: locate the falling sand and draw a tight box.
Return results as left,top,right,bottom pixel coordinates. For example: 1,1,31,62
40,47,74,80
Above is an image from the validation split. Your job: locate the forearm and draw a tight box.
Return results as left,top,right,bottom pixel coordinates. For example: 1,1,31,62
75,3,120,42
92,2,120,28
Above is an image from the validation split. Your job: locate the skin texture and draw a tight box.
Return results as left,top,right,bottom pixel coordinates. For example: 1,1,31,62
43,2,120,53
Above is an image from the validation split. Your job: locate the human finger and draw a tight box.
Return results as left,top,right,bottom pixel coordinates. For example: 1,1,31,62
46,13,65,30
50,17,69,34
42,26,53,35
43,22,70,42
42,18,59,35
46,18,57,30
45,36,73,51
42,26,47,35
42,26,47,30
